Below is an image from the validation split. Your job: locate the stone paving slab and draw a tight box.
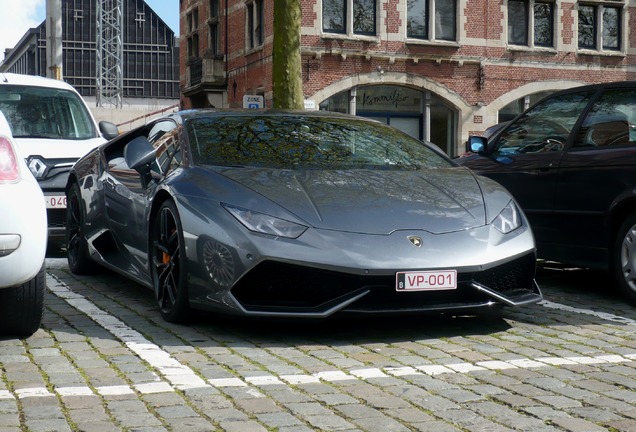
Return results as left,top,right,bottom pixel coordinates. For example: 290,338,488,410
1,261,636,431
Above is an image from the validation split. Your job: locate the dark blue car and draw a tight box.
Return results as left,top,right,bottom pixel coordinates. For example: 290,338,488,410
459,80,636,305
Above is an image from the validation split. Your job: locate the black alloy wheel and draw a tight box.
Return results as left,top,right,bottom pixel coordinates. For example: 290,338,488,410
151,200,190,323
66,182,98,274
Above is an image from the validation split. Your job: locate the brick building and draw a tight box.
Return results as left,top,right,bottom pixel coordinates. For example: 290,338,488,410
180,0,635,156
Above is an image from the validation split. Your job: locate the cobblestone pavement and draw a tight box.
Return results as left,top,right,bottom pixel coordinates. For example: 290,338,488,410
1,259,636,432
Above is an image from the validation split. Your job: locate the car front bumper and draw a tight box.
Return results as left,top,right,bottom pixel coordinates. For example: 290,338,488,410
184,217,541,317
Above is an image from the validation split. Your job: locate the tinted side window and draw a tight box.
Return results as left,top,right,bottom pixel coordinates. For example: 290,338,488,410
573,88,636,148
148,120,180,175
494,91,592,156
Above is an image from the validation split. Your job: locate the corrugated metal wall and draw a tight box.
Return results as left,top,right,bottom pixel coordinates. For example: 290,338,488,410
5,0,178,99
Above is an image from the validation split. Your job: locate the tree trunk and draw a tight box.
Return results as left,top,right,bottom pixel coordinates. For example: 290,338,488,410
272,0,304,110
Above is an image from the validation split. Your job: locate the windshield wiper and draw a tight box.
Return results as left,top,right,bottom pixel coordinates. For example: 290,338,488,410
14,134,54,139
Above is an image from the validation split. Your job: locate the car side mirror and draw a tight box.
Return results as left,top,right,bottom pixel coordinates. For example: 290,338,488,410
99,121,120,140
124,136,156,187
468,135,487,154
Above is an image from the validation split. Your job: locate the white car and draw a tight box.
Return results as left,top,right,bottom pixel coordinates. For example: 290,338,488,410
0,73,118,243
0,111,47,336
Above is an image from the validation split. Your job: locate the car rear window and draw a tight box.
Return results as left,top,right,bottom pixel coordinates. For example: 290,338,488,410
0,84,97,140
185,114,453,170
574,88,636,148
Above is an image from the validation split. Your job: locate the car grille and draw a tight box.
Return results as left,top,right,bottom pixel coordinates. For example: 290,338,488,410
231,252,537,314
472,253,536,294
232,262,376,310
47,208,66,229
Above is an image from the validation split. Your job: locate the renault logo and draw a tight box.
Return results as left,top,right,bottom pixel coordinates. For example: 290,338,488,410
407,235,423,247
27,158,47,179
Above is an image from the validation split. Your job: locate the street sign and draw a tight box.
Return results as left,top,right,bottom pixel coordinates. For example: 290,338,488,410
243,95,264,109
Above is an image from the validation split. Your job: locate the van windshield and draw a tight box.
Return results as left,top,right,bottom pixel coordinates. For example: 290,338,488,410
0,85,98,140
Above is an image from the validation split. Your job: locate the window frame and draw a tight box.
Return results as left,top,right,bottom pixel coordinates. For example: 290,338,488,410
322,0,378,37
352,0,376,36
208,0,221,57
246,0,264,51
507,0,555,49
406,0,457,43
186,8,200,60
577,2,623,53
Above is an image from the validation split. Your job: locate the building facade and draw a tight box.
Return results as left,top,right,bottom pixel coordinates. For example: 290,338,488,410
180,0,636,156
1,0,179,118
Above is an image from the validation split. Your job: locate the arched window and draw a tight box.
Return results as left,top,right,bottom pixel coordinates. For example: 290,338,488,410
320,85,457,155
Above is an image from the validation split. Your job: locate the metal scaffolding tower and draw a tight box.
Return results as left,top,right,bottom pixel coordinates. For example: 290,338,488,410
2,0,179,101
96,0,123,108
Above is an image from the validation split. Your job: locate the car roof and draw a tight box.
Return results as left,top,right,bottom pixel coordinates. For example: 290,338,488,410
517,80,636,112
476,79,636,149
176,108,382,123
0,72,79,92
545,80,636,99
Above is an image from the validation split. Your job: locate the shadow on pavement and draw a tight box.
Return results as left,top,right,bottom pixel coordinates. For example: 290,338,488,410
536,261,625,303
44,256,636,347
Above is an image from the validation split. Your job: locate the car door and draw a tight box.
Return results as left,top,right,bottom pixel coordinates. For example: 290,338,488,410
555,85,636,264
104,119,180,276
465,90,594,244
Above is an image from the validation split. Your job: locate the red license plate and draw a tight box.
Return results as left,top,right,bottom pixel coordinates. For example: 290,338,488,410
396,270,457,291
45,195,67,209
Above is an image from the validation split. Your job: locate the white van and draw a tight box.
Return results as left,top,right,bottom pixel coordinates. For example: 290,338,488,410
0,73,118,242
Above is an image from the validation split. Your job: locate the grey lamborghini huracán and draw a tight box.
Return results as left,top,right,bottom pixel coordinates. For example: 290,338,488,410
65,109,542,323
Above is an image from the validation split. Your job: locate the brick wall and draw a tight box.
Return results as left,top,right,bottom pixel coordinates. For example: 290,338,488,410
181,0,636,153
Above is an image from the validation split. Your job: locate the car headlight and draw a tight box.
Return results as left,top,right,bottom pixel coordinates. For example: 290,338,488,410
492,200,522,234
223,204,307,238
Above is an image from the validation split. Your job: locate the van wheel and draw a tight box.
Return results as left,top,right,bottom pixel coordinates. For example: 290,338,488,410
613,213,636,305
0,264,45,337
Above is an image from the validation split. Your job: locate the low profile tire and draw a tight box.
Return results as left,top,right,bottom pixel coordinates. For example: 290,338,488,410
613,213,636,305
151,200,190,323
0,263,45,337
66,182,98,275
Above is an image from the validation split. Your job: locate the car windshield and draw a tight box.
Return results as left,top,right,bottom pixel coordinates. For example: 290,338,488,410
185,114,452,170
0,84,97,140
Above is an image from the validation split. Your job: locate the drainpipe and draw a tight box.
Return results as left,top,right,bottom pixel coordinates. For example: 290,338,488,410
225,0,229,107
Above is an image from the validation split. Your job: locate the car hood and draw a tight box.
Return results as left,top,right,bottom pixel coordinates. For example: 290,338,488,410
214,167,488,235
13,137,105,160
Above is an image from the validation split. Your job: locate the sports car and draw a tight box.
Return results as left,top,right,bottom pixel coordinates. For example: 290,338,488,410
65,109,542,323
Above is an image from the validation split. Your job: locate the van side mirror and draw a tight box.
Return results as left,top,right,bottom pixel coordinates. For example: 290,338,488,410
468,136,487,154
